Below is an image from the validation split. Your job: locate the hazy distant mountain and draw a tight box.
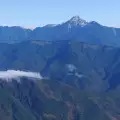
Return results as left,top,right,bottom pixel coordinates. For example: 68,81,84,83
0,26,31,43
0,16,120,46
30,16,120,46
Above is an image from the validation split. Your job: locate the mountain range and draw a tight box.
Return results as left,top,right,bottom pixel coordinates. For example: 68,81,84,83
0,16,120,120
0,40,120,119
0,16,120,46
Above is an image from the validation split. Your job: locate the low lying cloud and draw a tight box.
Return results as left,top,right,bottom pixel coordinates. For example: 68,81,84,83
0,70,42,81
75,73,84,78
66,64,76,72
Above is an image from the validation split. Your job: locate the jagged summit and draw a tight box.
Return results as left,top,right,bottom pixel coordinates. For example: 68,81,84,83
67,16,88,26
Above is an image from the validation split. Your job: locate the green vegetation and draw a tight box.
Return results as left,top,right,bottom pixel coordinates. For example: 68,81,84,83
0,40,120,119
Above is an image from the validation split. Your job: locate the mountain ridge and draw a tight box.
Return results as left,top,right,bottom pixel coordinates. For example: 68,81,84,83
0,39,120,119
0,16,103,30
0,16,120,46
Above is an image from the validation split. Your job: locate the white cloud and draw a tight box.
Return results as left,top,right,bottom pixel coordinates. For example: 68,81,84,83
75,73,84,78
66,64,76,72
0,70,42,81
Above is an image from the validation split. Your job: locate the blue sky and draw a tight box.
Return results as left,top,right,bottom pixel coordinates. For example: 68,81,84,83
0,0,119,27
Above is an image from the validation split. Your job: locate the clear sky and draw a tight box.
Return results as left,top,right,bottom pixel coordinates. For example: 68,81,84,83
0,0,120,27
